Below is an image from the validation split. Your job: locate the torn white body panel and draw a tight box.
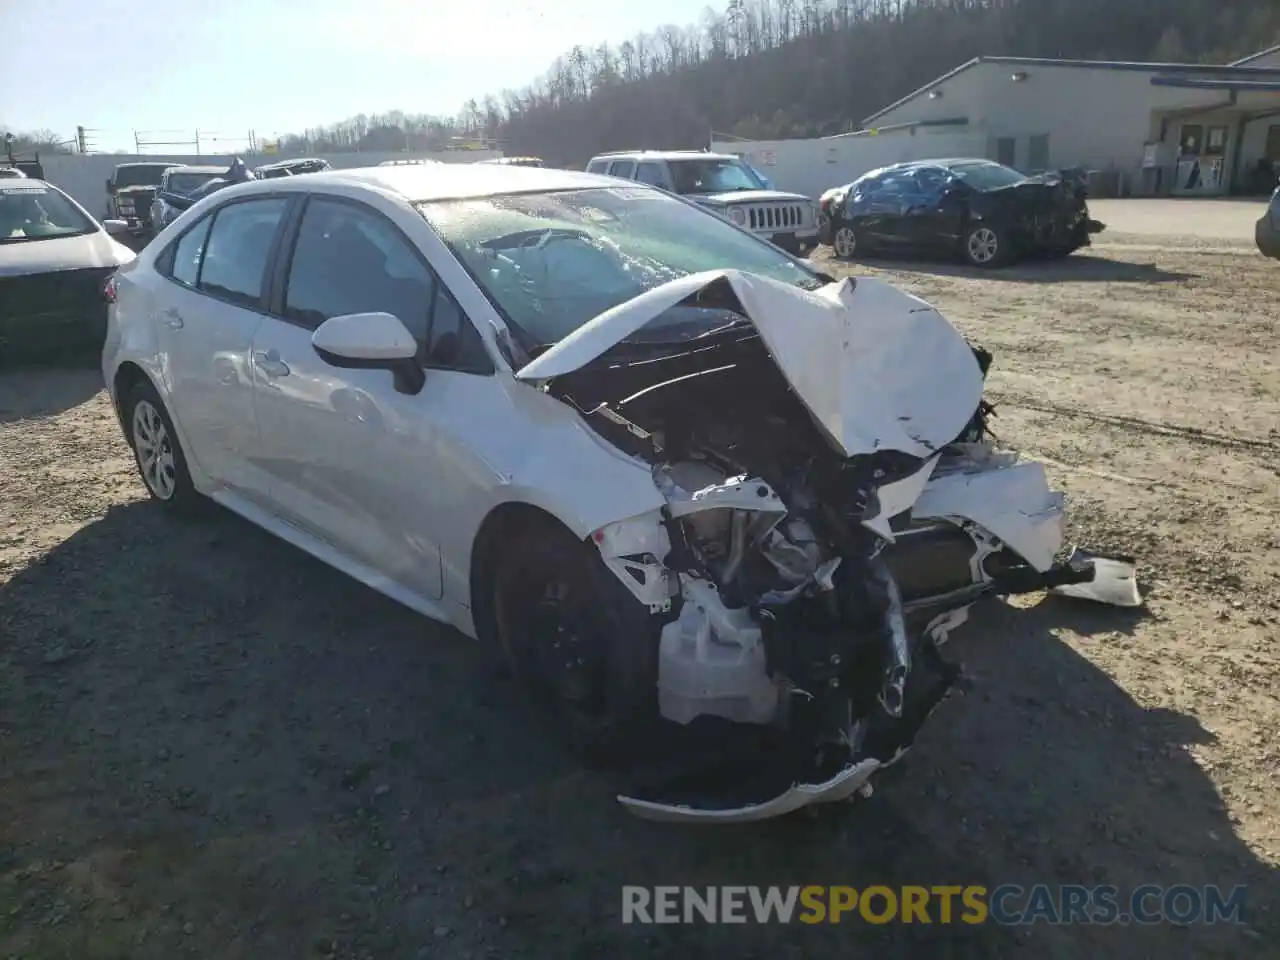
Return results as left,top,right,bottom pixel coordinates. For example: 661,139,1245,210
516,270,984,461
912,458,1066,572
618,759,882,824
1050,548,1143,607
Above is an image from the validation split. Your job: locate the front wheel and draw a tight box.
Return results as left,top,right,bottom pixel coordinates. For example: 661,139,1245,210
963,223,1011,268
489,519,660,761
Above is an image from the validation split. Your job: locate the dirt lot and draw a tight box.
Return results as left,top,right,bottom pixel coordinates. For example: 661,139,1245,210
2,207,1278,958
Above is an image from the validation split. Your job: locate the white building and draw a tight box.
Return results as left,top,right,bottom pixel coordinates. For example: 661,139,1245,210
714,45,1280,199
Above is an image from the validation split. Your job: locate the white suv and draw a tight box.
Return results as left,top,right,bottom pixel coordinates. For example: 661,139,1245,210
586,150,819,255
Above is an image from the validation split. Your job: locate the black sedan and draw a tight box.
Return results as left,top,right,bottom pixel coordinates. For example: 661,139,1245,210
819,159,1105,268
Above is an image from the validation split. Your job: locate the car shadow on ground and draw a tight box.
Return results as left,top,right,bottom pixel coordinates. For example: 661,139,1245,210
0,501,1273,959
0,361,103,423
853,253,1195,284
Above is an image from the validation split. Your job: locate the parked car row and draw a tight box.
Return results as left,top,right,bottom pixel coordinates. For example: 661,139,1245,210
106,157,335,238
579,151,1106,269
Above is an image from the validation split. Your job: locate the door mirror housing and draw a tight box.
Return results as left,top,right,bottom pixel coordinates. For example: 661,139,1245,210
105,179,115,195
101,219,131,237
312,312,425,394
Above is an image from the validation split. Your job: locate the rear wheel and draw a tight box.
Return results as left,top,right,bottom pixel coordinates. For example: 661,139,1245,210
488,518,661,761
963,223,1011,268
123,379,202,514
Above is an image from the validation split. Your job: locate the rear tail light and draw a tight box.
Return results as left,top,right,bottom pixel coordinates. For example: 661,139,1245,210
103,274,118,303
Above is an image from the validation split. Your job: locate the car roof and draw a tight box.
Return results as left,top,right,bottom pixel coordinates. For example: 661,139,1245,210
165,165,226,175
881,158,1003,172
257,157,327,169
218,162,620,203
590,150,738,162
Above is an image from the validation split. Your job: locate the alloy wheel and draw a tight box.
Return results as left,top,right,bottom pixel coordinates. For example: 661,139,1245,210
968,227,999,264
132,399,177,500
834,226,858,258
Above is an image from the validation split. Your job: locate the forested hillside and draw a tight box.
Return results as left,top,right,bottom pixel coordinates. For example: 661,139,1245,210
284,0,1280,165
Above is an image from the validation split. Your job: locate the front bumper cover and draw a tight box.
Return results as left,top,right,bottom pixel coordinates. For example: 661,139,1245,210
615,549,1139,823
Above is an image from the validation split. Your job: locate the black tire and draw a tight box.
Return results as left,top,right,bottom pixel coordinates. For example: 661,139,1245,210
487,517,661,762
121,378,203,515
962,222,1012,268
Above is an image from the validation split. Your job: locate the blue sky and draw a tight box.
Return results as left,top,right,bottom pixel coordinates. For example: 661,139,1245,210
1,0,706,151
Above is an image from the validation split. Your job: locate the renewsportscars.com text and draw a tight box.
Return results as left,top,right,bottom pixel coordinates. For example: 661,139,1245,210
621,884,1248,926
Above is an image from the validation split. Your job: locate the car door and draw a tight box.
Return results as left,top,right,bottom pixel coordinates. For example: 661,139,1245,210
859,170,919,248
843,173,903,245
901,167,958,251
248,195,496,601
153,196,291,500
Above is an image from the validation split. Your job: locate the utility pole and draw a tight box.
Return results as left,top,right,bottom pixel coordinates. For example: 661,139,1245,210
76,125,87,153
195,130,201,156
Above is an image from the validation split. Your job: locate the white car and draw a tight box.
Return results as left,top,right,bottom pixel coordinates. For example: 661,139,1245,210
102,165,1140,822
2,178,135,360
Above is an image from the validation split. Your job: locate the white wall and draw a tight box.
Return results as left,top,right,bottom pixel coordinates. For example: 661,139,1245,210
712,127,987,199
1240,114,1280,167
869,61,1233,184
39,150,502,219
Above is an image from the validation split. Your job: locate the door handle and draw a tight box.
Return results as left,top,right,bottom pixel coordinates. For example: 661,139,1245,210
160,308,184,330
253,349,291,378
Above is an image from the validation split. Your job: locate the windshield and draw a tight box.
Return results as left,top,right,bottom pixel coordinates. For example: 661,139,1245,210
0,184,95,242
114,165,173,189
948,162,1027,191
668,158,765,195
164,171,221,195
418,186,823,348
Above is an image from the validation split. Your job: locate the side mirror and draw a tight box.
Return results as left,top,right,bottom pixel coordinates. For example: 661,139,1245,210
102,219,132,237
105,179,115,194
312,312,425,394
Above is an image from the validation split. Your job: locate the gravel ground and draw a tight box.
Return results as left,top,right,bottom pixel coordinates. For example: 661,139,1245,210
1,222,1277,959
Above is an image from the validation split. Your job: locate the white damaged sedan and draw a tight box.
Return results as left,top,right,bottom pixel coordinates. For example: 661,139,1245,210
103,165,1140,822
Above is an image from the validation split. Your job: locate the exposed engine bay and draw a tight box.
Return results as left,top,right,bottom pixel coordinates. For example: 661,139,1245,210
521,270,1142,822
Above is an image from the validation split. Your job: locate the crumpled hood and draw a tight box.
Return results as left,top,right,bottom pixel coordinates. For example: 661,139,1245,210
693,189,811,205
0,231,135,278
515,270,984,460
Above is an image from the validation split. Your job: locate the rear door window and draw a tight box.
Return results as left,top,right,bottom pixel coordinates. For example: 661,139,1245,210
197,198,289,309
169,216,212,287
